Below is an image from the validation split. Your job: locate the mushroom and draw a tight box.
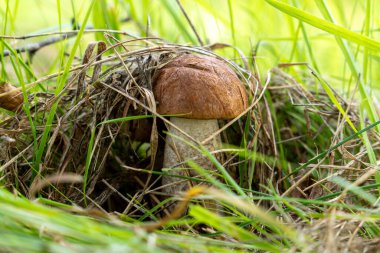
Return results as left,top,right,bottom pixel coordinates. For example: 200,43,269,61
0,82,23,112
153,53,248,198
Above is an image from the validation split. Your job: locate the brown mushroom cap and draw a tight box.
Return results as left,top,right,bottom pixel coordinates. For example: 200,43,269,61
153,54,248,119
0,82,23,112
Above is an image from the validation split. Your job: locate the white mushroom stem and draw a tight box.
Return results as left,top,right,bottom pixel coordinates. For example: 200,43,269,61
162,117,221,196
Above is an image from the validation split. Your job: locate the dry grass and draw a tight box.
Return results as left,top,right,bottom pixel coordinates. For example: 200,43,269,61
1,37,380,252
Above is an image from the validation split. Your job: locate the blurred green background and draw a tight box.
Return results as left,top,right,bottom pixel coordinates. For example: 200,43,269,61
1,0,380,97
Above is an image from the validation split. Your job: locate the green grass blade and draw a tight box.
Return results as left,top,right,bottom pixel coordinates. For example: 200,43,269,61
0,188,164,253
360,106,379,191
314,0,380,133
292,0,320,72
160,0,197,44
189,205,281,252
329,176,378,205
199,145,247,197
82,127,96,205
265,0,380,132
1,40,38,80
0,0,10,79
83,114,155,200
314,0,380,192
227,0,236,51
164,131,247,197
316,182,380,201
265,0,380,51
311,69,357,132
3,47,38,172
287,119,380,177
97,114,154,126
187,160,230,192
34,0,96,174
56,0,62,32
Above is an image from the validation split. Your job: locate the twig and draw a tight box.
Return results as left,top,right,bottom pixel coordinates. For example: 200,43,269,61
0,29,136,40
2,34,76,57
1,17,133,57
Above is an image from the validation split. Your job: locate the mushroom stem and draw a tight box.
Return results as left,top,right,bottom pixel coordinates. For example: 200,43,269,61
162,117,221,195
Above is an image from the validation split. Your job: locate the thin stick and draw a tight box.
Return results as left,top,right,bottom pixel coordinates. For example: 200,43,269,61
3,35,75,57
175,0,204,46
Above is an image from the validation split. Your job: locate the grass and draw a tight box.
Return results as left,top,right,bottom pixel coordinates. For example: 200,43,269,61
0,0,380,252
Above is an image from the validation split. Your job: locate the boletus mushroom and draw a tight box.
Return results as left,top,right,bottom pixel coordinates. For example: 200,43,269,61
0,82,23,112
153,53,248,201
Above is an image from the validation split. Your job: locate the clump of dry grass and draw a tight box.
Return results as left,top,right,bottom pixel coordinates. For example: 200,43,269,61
1,37,380,252
0,39,257,215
